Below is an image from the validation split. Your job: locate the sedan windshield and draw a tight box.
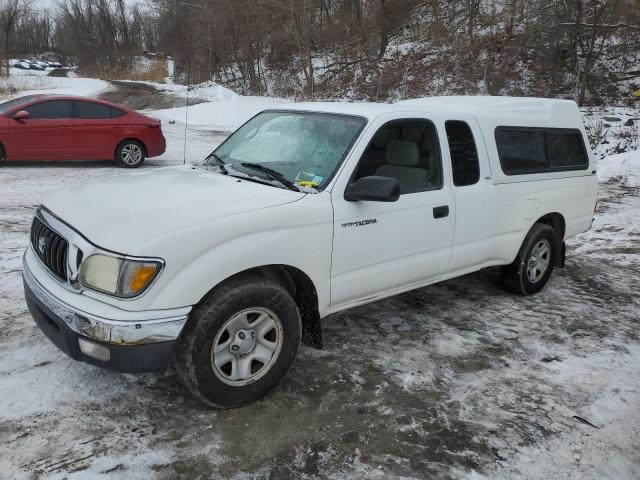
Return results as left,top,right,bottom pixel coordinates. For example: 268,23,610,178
0,95,42,114
208,111,366,190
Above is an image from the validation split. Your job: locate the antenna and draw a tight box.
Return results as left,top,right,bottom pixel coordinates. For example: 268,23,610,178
183,55,191,165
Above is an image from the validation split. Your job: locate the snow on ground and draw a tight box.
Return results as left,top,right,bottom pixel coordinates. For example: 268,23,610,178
0,75,639,478
597,150,640,187
494,346,640,480
122,79,239,102
150,95,291,131
1,69,110,99
120,78,292,131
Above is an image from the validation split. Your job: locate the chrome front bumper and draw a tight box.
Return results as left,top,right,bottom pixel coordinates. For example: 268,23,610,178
23,254,188,345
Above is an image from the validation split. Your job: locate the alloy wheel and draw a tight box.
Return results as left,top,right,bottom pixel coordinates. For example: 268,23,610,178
121,143,143,165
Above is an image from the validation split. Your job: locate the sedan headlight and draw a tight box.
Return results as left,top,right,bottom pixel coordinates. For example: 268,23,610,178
79,254,162,298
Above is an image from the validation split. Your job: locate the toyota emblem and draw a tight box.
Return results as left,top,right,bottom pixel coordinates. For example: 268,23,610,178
37,236,46,254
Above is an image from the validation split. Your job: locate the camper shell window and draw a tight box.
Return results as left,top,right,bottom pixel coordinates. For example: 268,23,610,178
495,127,589,175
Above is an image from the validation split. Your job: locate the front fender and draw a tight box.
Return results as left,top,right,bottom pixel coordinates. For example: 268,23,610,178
126,193,334,315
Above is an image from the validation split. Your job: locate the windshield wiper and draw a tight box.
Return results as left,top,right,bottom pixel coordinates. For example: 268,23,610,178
205,153,228,174
241,163,300,192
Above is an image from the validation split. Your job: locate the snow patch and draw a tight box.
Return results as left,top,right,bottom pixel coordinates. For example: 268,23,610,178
1,70,110,99
151,95,290,132
596,150,640,187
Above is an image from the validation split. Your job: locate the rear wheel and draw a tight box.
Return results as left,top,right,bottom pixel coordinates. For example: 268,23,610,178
502,223,560,295
116,140,145,168
0,144,5,161
174,276,301,408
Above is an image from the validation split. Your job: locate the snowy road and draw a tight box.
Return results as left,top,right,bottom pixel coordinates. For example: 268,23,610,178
0,80,639,478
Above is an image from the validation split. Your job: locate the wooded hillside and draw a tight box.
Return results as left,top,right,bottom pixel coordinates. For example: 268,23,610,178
2,0,639,105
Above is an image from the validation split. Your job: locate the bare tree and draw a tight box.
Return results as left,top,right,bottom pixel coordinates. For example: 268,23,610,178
0,0,27,77
6,0,636,104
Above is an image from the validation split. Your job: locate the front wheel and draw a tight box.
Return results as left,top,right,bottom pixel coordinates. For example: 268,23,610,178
501,223,560,295
174,276,301,408
116,140,145,168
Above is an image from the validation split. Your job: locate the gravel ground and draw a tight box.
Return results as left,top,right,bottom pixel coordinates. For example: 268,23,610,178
1,115,639,479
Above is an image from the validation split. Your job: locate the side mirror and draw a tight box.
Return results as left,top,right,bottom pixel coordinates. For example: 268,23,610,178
12,110,30,120
344,176,400,202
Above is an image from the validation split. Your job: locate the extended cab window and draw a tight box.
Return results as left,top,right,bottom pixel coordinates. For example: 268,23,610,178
496,127,588,175
24,100,73,119
353,119,442,194
445,120,480,186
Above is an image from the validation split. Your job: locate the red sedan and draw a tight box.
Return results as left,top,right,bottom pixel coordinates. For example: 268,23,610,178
0,94,166,167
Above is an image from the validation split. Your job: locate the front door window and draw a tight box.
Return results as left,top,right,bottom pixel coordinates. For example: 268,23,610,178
351,119,442,194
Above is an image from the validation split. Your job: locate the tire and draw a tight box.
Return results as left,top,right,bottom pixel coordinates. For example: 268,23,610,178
501,223,560,295
174,276,302,408
116,140,145,168
0,144,5,161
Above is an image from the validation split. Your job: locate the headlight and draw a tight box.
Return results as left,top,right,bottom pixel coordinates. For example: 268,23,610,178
79,254,162,298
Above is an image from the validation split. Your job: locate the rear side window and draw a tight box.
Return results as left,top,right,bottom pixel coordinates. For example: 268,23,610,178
25,100,73,119
77,101,112,119
77,101,126,119
445,121,480,186
495,127,588,175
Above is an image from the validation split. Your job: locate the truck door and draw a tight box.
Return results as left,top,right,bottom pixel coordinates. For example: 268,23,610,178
444,117,496,271
330,114,455,308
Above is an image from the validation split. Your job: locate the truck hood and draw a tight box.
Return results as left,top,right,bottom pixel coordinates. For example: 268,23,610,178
43,165,305,253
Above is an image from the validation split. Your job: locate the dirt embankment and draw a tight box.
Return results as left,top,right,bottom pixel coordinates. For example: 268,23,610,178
99,81,205,110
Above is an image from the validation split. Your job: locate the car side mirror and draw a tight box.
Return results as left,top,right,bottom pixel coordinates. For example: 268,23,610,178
13,110,30,120
344,176,400,202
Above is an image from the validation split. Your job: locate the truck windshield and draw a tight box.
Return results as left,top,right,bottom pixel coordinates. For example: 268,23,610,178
0,95,42,114
209,111,366,190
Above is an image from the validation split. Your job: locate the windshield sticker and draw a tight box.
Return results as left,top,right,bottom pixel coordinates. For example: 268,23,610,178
295,172,324,187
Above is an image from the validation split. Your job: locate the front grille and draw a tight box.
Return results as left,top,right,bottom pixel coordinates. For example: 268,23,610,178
31,216,68,281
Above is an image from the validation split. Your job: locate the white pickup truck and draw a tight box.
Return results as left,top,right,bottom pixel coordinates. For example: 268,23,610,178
23,96,599,407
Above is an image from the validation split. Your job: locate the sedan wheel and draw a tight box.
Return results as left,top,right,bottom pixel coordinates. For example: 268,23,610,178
117,141,145,168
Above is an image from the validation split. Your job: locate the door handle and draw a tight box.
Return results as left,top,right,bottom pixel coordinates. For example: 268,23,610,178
433,205,449,219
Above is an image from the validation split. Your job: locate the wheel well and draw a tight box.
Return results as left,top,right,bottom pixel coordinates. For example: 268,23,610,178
205,265,323,349
115,138,147,157
0,143,5,160
536,212,566,240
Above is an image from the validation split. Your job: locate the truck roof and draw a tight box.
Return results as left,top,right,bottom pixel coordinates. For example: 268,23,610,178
281,96,581,126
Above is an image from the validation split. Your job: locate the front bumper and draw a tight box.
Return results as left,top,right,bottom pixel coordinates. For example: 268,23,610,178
23,254,189,373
